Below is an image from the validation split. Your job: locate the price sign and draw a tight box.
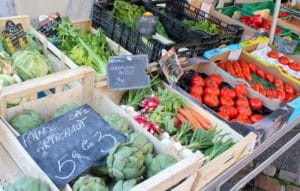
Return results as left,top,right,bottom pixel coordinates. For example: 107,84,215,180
18,104,127,188
38,12,62,37
2,20,28,54
136,16,159,36
274,37,297,55
159,47,184,84
107,55,150,90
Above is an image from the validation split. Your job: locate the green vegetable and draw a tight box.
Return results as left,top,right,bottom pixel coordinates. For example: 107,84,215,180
72,175,109,191
107,142,145,180
128,131,154,166
103,113,130,134
11,50,52,81
146,153,177,178
187,128,218,152
4,177,50,191
182,19,223,35
10,109,44,134
112,179,138,191
175,122,193,145
52,103,79,118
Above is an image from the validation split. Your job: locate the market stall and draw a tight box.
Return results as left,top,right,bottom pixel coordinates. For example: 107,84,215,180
0,0,299,190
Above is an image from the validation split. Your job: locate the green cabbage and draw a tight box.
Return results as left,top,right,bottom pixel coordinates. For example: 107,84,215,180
11,50,52,80
146,153,177,178
10,109,44,134
5,177,50,191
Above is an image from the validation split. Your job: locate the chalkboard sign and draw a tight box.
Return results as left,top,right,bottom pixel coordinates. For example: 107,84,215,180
159,47,184,84
18,104,127,188
136,16,159,36
38,12,62,37
1,20,28,54
274,37,297,55
107,55,150,90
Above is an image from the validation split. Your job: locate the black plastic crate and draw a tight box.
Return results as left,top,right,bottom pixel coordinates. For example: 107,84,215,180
147,0,243,45
92,1,216,61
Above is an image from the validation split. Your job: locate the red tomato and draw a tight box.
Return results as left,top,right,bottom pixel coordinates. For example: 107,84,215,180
275,78,284,90
191,75,205,87
267,51,279,59
237,105,252,116
284,83,295,95
272,89,278,98
288,62,300,71
203,94,219,108
205,78,218,88
209,74,223,85
278,56,290,65
250,114,264,123
265,73,275,83
256,68,265,79
249,98,263,111
191,94,202,103
266,89,274,99
218,62,226,70
220,88,236,99
189,85,203,96
276,89,286,102
236,96,249,107
285,93,296,102
219,106,238,119
204,86,220,96
234,83,248,98
235,114,253,124
218,111,230,121
220,96,235,107
249,62,257,74
259,88,267,97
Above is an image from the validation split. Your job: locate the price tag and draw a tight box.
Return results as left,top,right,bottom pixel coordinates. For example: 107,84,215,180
136,16,159,36
2,20,28,54
200,2,212,14
38,12,62,37
18,104,127,188
107,55,150,90
274,37,297,55
228,48,242,60
159,47,184,84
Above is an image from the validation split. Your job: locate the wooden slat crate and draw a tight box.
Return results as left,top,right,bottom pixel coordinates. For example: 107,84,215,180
95,77,257,190
0,67,204,191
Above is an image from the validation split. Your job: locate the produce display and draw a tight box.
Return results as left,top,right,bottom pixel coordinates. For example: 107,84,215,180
217,58,299,102
111,0,168,37
182,19,223,35
239,14,283,35
177,71,272,124
250,46,300,80
120,77,235,160
55,18,117,75
8,104,178,190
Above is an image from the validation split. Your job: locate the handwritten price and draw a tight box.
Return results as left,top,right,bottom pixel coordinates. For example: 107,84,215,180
81,131,117,152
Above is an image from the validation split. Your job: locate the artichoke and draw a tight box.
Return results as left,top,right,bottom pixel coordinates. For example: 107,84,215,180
52,103,79,118
4,177,50,191
146,153,177,178
103,113,130,134
72,175,108,191
107,143,145,180
11,50,52,81
128,132,154,166
10,109,44,134
112,179,138,191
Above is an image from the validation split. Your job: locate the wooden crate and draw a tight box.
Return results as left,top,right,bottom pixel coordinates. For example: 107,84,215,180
0,67,204,191
95,77,257,190
0,140,60,191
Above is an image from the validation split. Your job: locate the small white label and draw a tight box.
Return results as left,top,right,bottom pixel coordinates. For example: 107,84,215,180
228,48,242,60
247,141,256,154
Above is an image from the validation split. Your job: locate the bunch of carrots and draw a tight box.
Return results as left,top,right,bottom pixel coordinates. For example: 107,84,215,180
176,107,212,131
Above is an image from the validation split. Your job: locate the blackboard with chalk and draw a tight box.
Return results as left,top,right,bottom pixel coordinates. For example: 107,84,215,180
136,16,158,36
107,55,150,90
18,104,127,188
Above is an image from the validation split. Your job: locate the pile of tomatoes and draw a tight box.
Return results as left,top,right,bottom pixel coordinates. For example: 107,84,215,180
267,51,300,72
188,73,265,124
218,58,298,102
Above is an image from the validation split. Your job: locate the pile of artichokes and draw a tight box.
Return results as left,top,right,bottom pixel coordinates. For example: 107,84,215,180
72,113,177,191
